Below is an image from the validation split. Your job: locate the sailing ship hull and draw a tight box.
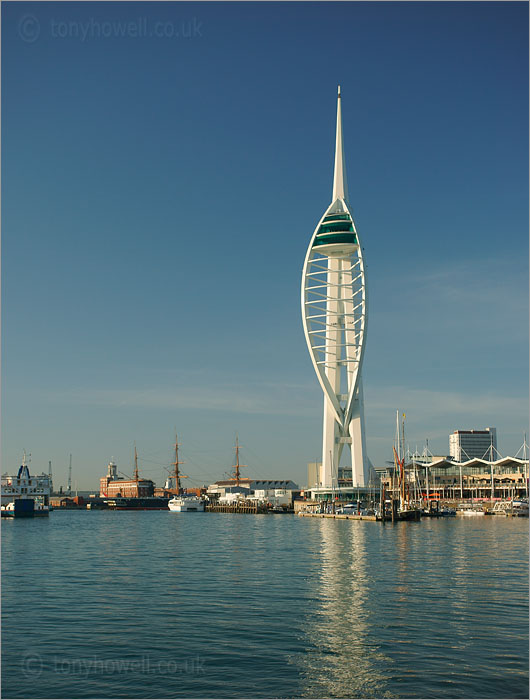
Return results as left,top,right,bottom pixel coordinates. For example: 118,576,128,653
397,508,421,521
103,497,169,510
378,505,421,521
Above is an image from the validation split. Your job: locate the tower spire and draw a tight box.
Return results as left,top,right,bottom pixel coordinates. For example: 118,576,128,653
332,85,348,202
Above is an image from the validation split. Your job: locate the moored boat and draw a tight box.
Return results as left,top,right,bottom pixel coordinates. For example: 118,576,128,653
393,412,421,521
104,497,169,510
168,495,205,512
511,498,529,516
1,453,51,517
456,503,485,516
422,503,456,517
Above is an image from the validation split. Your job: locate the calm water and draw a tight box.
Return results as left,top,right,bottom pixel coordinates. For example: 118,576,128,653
1,512,528,699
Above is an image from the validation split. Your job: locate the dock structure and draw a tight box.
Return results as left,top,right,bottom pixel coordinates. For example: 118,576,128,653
298,512,377,521
206,503,267,514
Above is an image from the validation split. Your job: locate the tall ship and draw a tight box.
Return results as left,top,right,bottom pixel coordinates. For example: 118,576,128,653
390,412,421,521
1,452,51,517
99,448,169,510
168,435,205,512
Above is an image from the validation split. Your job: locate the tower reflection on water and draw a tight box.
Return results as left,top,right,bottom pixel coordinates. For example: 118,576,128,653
296,520,393,699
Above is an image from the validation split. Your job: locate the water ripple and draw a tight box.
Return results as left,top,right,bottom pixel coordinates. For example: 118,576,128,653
1,512,528,698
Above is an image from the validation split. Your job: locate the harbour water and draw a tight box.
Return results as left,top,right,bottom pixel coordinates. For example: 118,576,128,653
2,512,528,699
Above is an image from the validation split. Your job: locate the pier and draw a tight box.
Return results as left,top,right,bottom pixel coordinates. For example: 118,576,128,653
206,503,267,514
298,512,378,521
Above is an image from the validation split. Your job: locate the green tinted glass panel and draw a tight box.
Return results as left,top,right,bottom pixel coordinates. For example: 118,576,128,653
318,222,354,234
314,233,357,246
323,214,350,222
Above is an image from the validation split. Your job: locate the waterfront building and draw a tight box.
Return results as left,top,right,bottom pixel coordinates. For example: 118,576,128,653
301,87,369,494
307,462,320,489
449,427,497,461
380,453,528,501
207,478,253,499
207,479,300,505
249,480,301,506
307,461,353,489
99,460,154,498
49,495,85,508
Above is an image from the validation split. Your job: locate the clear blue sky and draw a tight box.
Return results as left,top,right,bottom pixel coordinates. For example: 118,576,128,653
3,1,528,490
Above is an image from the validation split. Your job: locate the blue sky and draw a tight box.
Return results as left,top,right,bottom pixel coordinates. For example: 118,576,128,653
2,1,528,490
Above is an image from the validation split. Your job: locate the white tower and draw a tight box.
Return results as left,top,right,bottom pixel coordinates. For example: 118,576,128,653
301,87,369,489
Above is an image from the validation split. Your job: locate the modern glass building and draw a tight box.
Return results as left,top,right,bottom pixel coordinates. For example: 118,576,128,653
449,428,497,461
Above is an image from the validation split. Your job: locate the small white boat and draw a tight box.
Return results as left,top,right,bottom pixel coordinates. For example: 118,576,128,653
511,498,529,516
456,503,485,516
168,495,205,512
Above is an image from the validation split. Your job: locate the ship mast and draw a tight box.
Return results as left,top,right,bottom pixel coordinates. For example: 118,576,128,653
232,435,247,488
172,434,187,495
393,410,406,509
134,444,139,485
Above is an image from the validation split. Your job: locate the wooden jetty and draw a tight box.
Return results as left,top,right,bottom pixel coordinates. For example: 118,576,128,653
206,503,267,514
298,512,378,521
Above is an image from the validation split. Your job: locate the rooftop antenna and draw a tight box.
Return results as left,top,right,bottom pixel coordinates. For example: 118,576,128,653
232,435,247,488
68,454,72,495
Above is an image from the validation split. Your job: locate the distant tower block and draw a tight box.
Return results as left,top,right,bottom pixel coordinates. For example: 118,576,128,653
449,428,497,462
301,87,369,488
